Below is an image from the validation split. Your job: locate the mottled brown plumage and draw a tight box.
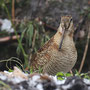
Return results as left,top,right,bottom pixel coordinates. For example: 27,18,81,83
30,16,77,75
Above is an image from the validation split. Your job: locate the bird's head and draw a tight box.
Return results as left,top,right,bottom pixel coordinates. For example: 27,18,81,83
60,16,74,34
58,16,74,50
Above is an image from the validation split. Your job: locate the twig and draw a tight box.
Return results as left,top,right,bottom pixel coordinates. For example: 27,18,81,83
11,18,57,31
32,30,37,49
0,35,20,42
29,30,37,65
12,0,15,23
43,22,57,31
79,23,90,74
37,18,57,31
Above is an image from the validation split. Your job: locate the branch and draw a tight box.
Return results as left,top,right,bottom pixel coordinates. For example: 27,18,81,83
79,23,90,74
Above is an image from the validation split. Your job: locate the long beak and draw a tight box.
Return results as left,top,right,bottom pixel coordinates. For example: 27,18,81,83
59,29,65,50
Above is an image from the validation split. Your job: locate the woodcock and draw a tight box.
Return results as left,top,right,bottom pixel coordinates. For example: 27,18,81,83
30,16,77,75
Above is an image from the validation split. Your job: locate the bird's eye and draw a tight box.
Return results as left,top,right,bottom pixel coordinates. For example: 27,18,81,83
70,18,72,22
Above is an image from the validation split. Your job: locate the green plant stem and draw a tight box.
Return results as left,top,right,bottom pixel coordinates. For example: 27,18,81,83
0,57,23,70
0,81,11,90
3,2,28,68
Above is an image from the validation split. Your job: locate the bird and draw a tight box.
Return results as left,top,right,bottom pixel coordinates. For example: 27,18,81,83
30,16,77,75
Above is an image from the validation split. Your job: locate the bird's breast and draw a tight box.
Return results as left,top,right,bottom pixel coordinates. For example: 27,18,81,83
43,36,77,75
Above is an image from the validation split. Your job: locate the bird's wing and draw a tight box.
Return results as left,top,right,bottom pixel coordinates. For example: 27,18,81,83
30,37,54,70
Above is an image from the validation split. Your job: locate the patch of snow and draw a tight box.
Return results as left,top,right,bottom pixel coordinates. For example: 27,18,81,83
55,89,60,90
0,19,14,33
19,86,24,90
0,73,7,80
8,77,26,84
4,71,12,75
32,75,40,81
72,79,75,84
28,75,40,87
0,69,90,90
61,84,72,90
36,83,43,90
88,87,90,90
52,76,65,85
83,79,90,84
